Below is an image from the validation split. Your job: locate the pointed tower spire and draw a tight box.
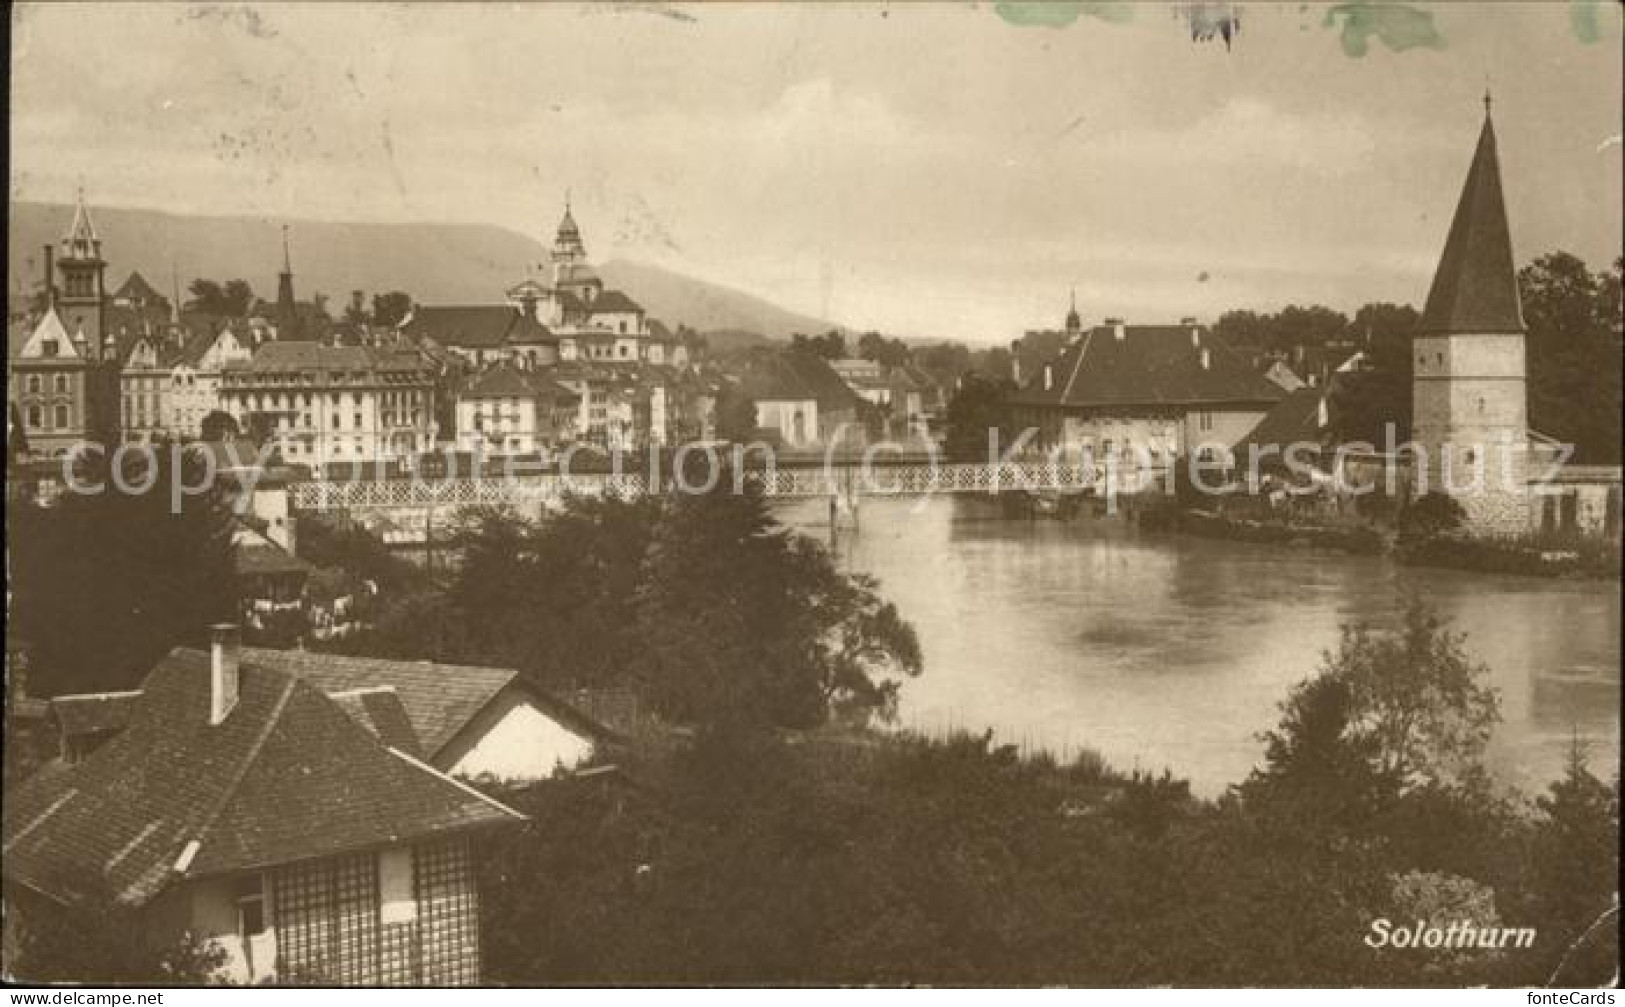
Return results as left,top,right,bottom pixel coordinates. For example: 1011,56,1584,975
1417,99,1524,335
170,260,182,324
1064,287,1082,333
276,225,300,339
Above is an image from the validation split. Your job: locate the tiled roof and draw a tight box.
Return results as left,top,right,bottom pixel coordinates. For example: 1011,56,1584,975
464,364,581,402
587,290,643,315
330,687,423,757
1231,386,1328,464
227,341,430,375
1418,112,1525,335
735,350,867,411
2,649,523,906
114,272,163,304
403,306,555,349
1007,325,1284,409
236,647,619,755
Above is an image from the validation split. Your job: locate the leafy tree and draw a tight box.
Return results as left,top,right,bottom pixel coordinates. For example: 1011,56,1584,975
1397,491,1465,541
6,889,226,984
943,371,1016,462
222,279,255,317
8,442,239,694
1521,252,1623,464
1329,302,1419,444
186,278,227,315
714,386,761,442
857,331,911,367
371,290,414,328
790,330,847,359
633,476,921,729
1289,599,1498,792
200,409,240,442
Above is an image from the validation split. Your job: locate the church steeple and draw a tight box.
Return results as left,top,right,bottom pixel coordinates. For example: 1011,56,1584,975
55,187,107,356
1064,288,1081,334
1417,95,1525,335
276,225,301,340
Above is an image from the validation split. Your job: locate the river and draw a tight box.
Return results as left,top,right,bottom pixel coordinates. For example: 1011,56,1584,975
776,496,1621,798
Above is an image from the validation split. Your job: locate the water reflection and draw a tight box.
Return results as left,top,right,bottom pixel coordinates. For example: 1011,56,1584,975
778,496,1621,797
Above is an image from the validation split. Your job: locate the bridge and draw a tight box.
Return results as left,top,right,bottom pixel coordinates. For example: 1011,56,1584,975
287,461,1106,545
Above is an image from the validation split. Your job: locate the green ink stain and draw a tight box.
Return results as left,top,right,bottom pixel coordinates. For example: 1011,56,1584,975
994,1,1134,29
1322,3,1445,57
1569,0,1603,44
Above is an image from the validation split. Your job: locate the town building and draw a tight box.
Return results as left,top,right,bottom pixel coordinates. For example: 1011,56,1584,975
1002,311,1284,477
218,342,437,466
730,350,871,449
455,361,582,456
1409,99,1621,538
6,194,121,456
830,358,929,438
2,628,525,985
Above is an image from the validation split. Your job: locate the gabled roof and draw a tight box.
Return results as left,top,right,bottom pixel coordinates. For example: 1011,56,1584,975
13,308,80,362
3,649,523,906
1231,386,1329,464
1418,110,1525,335
464,363,537,398
1006,325,1284,409
402,306,556,349
114,272,163,304
587,290,643,315
735,350,868,411
330,687,423,757
233,646,616,757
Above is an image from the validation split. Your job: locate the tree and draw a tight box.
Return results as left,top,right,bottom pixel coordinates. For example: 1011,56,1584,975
791,330,847,359
857,331,911,367
371,290,414,328
633,475,921,730
1275,599,1499,793
6,889,226,984
1521,252,1623,464
943,371,1015,462
1329,302,1419,444
1523,740,1620,986
715,387,761,442
222,279,255,317
187,278,227,315
1397,491,1465,541
200,409,240,442
8,442,239,695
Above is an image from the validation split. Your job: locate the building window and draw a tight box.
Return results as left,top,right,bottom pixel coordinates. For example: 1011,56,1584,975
53,405,69,429
41,339,58,357
26,375,42,394
53,375,69,394
26,405,42,428
236,874,269,937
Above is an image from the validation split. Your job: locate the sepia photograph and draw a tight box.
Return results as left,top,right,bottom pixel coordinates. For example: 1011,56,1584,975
3,0,1621,991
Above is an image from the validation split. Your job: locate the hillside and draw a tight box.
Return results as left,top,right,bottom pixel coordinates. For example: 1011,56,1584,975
7,202,829,340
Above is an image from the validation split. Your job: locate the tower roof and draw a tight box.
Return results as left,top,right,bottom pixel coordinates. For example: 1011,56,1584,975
1418,103,1525,335
65,188,99,245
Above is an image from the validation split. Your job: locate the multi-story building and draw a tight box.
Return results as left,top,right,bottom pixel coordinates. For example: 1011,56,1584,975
1002,309,1284,475
7,194,120,456
455,362,581,456
218,341,437,466
2,627,525,985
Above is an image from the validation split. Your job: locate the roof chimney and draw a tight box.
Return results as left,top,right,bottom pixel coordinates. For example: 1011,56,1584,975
1199,348,1211,371
1043,363,1054,392
1106,318,1125,342
209,624,241,725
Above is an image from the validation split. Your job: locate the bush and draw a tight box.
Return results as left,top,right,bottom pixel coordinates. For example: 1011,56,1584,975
1397,492,1466,541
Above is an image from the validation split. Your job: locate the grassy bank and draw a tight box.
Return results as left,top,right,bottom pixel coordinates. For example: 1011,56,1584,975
1139,504,1386,555
1397,532,1622,580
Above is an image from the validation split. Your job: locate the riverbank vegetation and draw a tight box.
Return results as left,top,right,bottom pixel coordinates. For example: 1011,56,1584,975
473,600,1616,986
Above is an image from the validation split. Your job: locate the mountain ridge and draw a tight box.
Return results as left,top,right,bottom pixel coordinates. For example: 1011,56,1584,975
7,201,833,340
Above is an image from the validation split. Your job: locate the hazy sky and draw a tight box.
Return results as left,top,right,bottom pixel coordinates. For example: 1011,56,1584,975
10,2,1622,342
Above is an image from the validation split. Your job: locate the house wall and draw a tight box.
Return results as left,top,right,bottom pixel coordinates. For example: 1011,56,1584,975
180,838,483,986
1412,332,1529,535
1182,408,1270,464
755,398,819,447
439,684,595,782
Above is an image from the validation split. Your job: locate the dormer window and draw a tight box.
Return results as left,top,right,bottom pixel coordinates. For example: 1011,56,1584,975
42,339,59,357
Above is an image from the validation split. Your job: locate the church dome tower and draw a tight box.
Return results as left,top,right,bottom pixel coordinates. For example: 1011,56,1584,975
1410,95,1530,534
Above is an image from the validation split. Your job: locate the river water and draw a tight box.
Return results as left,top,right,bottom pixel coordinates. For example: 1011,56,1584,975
776,496,1621,798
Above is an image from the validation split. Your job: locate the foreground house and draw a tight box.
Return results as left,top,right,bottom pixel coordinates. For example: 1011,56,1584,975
40,646,616,786
3,628,524,985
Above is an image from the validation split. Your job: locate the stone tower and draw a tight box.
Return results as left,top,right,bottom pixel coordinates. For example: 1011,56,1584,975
1410,98,1529,536
55,189,107,357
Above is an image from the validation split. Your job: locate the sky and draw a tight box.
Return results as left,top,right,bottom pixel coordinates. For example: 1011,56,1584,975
9,2,1622,343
